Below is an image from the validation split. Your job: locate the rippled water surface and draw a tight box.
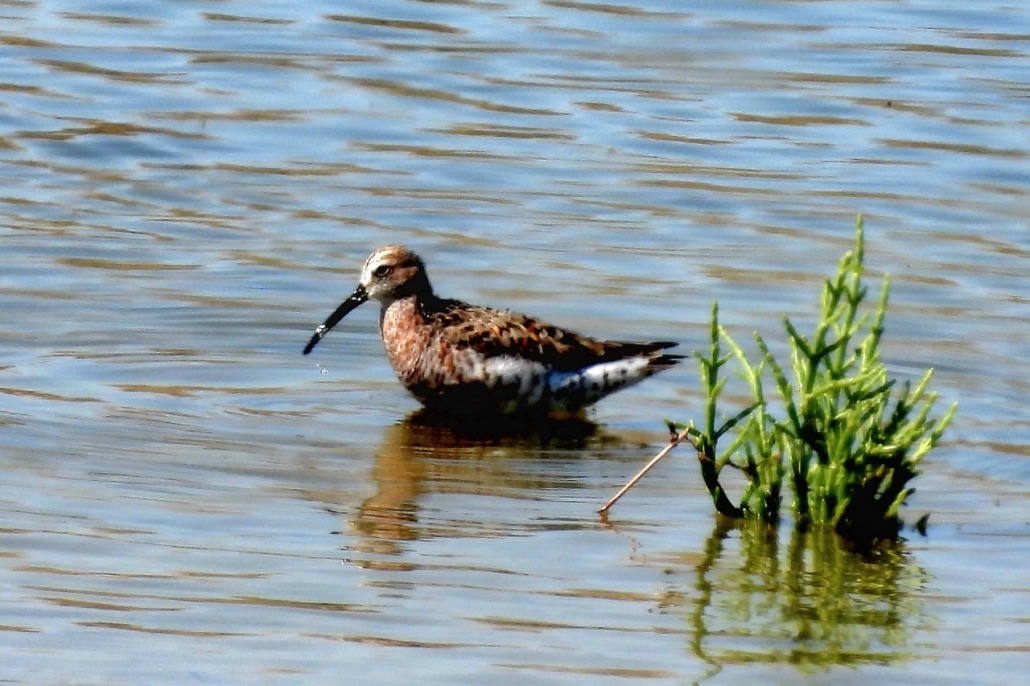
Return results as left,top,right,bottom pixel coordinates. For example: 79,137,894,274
2,1,1029,684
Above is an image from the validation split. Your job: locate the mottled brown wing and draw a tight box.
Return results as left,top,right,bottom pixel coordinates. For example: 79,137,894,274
429,299,677,371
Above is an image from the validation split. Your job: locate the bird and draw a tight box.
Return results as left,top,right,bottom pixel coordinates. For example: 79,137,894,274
303,245,681,419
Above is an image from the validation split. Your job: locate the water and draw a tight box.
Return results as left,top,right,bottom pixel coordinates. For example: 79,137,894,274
2,1,1029,683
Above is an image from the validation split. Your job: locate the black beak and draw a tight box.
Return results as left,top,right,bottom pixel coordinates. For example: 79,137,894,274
302,285,369,355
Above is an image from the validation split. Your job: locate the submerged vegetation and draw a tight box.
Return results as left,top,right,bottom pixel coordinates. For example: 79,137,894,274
602,218,957,545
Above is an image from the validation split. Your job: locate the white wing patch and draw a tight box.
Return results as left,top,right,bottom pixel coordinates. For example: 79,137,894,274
471,353,660,414
548,357,652,412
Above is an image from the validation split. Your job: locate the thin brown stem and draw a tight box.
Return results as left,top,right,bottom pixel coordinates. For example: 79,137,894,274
599,428,695,514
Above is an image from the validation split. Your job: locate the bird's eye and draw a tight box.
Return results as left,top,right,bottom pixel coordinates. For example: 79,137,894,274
373,264,391,278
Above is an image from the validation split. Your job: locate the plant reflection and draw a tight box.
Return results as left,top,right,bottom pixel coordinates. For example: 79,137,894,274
687,518,930,670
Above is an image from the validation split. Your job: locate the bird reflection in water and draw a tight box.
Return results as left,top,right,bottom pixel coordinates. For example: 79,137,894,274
347,410,605,560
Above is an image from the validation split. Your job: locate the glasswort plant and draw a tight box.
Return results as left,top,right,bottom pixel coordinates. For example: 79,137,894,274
601,218,956,544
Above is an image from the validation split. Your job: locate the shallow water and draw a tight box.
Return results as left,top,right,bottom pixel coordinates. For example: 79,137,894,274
2,1,1029,684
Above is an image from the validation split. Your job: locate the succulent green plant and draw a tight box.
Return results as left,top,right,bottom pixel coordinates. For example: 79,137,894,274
602,218,957,544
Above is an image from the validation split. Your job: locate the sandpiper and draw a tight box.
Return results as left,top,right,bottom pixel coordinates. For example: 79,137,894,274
303,245,681,418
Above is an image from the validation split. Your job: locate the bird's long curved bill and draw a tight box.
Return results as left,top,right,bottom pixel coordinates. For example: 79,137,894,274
302,285,368,355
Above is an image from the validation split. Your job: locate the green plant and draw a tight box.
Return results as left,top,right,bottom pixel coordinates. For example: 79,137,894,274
601,218,957,544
